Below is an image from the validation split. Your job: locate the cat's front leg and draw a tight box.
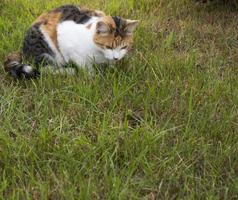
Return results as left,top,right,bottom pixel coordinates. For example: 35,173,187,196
74,59,96,75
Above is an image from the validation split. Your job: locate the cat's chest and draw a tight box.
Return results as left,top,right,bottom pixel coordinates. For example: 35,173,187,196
57,20,105,65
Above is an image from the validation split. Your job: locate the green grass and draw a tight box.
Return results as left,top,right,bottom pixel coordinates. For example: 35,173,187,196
1,0,238,199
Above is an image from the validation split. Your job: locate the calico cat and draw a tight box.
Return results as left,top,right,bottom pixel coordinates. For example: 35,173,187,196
4,5,138,79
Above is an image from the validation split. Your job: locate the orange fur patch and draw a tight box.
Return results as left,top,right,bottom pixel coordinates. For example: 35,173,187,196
94,34,133,49
34,11,62,50
4,52,22,71
102,16,116,30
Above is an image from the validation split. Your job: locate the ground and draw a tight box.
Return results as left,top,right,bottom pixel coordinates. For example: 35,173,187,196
0,0,238,199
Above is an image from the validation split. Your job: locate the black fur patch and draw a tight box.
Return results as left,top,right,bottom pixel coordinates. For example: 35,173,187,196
54,5,91,24
22,24,54,66
112,16,127,38
9,63,40,79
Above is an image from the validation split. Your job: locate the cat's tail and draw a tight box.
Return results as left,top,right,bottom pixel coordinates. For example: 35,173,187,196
4,52,40,79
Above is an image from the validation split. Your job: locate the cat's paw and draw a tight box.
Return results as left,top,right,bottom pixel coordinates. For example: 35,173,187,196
23,67,40,79
9,65,40,79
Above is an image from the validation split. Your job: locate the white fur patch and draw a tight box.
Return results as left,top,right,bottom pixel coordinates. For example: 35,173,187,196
23,65,33,73
57,17,110,69
10,61,20,66
103,47,128,61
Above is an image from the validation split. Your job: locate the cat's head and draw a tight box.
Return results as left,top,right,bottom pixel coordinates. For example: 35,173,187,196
93,16,138,61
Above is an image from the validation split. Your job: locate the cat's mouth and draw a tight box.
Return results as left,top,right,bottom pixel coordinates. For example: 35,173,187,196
104,53,122,61
107,59,117,63
106,57,121,62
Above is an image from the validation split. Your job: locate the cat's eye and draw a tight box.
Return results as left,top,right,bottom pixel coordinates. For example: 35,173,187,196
121,45,128,49
106,46,113,49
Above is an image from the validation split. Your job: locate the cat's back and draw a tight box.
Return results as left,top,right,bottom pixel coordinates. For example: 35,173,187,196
32,4,105,40
34,4,105,26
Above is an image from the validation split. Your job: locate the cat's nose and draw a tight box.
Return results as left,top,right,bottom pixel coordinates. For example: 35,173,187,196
113,57,119,61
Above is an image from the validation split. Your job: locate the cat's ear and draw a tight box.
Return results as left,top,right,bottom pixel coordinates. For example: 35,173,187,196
125,20,139,35
96,21,110,35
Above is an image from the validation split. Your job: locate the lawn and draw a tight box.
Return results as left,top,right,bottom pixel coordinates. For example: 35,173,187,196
0,0,238,199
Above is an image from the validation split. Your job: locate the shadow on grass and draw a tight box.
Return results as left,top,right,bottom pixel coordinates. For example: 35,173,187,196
194,0,238,11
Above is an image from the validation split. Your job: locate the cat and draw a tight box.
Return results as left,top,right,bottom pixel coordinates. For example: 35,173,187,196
4,5,138,79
